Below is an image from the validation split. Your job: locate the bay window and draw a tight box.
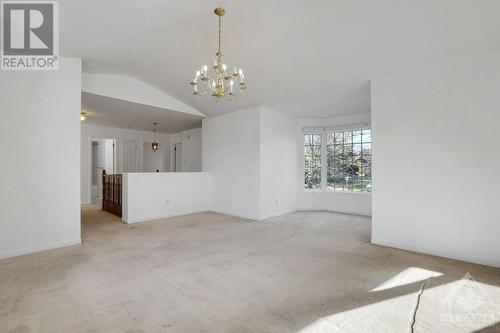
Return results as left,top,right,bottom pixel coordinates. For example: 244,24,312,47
304,128,372,193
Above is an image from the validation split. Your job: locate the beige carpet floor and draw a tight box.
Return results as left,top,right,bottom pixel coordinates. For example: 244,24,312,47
1,206,499,332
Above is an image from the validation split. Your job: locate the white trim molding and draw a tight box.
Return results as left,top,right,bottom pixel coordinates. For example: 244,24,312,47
0,239,82,261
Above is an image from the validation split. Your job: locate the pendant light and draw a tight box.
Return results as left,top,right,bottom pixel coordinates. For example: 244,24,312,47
152,122,159,152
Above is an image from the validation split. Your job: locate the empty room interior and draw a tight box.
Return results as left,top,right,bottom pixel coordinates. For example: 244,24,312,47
1,1,500,332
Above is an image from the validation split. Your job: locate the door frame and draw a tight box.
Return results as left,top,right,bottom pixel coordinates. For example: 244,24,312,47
87,137,117,204
173,142,183,172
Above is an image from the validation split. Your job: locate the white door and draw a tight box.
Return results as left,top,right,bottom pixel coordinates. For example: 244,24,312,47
91,142,99,197
175,143,182,172
123,139,138,172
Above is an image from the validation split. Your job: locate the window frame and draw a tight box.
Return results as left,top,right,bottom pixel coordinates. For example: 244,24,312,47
303,127,372,194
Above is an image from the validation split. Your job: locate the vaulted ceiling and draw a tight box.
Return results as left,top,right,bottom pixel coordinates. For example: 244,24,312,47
61,0,500,118
82,93,203,134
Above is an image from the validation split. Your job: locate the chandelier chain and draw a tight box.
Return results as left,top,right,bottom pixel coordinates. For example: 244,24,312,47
218,15,221,54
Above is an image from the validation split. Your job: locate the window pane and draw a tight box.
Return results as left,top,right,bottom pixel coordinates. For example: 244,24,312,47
304,135,311,145
361,142,372,155
333,144,343,156
353,143,361,155
304,145,312,156
305,168,321,189
343,132,353,144
334,132,342,144
362,129,371,143
326,133,335,145
304,134,321,189
312,145,321,156
353,130,362,143
326,129,372,192
326,144,334,156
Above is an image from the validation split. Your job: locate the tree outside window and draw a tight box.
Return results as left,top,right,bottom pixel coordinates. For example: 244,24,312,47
326,129,371,192
304,134,321,189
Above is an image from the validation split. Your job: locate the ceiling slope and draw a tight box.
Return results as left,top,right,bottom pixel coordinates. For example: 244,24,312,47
82,73,206,117
62,0,500,118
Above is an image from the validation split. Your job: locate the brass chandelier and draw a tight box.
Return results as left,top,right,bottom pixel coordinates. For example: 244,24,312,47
190,7,246,101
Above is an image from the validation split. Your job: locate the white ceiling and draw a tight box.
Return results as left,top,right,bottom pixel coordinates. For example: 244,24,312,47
61,0,500,118
82,93,203,134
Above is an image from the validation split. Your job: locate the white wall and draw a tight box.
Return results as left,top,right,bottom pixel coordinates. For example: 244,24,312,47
104,139,114,173
170,128,203,172
260,107,298,219
81,124,170,204
143,142,164,172
122,172,210,223
0,58,82,259
203,106,299,220
297,112,372,216
371,51,500,267
203,107,262,220
298,191,372,216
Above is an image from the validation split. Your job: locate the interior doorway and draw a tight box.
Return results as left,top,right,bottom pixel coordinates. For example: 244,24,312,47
174,143,182,172
91,138,116,204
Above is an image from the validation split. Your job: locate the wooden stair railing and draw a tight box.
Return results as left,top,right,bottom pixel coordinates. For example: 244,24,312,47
102,170,122,217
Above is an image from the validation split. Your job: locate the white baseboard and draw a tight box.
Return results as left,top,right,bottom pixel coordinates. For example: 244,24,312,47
123,209,210,224
259,209,297,221
0,239,82,261
212,209,367,221
209,209,260,221
297,208,371,217
372,238,500,268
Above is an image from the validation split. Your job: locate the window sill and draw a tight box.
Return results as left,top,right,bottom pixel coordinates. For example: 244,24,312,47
304,189,372,196
304,189,323,193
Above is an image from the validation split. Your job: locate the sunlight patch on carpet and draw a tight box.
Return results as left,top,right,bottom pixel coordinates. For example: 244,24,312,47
371,267,443,292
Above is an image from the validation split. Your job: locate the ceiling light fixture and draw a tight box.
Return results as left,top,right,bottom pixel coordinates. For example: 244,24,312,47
80,112,87,121
151,122,159,152
190,7,246,101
